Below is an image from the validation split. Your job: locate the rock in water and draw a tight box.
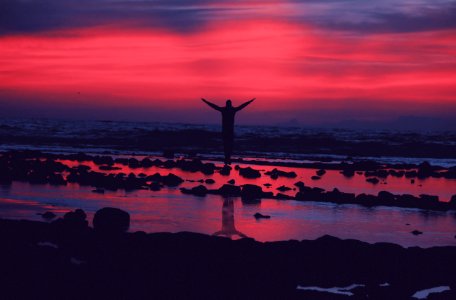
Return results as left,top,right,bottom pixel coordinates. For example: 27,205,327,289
254,213,271,219
411,230,423,236
93,207,130,234
238,167,261,179
241,184,264,202
41,211,56,220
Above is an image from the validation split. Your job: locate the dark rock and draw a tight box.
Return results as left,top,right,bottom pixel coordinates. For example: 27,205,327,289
311,176,321,180
411,230,423,235
450,195,456,209
355,194,378,206
64,209,86,223
238,166,261,179
205,179,215,184
324,188,355,203
181,185,208,197
265,168,297,179
316,169,326,176
294,181,305,190
253,213,271,219
411,179,415,184
275,193,294,200
149,182,161,191
99,165,121,171
419,194,439,204
58,209,88,230
217,184,241,197
276,185,292,192
41,211,56,220
295,187,325,201
201,163,215,175
147,173,162,182
241,184,263,202
219,165,231,176
366,177,380,184
263,183,272,187
93,207,130,234
128,158,140,168
140,158,154,168
162,173,184,186
228,179,235,185
341,169,355,177
378,191,395,202
417,161,433,178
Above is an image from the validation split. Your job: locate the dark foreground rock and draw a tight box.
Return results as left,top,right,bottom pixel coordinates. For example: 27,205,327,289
0,218,455,299
93,207,130,234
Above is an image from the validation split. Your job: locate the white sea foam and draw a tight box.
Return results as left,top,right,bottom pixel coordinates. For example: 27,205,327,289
412,286,450,299
296,284,365,296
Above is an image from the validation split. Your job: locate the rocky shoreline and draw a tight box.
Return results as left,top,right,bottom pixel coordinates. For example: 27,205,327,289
1,150,455,212
1,209,455,299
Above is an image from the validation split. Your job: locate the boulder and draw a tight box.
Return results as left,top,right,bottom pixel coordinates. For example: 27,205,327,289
316,169,326,176
238,167,261,179
254,213,271,219
41,211,56,220
162,173,184,186
217,184,241,197
366,177,380,184
378,191,395,202
265,168,297,179
149,182,161,191
275,193,294,200
181,185,208,197
201,163,215,175
140,158,154,168
219,165,231,176
93,207,130,234
276,185,292,192
241,184,263,202
450,195,456,209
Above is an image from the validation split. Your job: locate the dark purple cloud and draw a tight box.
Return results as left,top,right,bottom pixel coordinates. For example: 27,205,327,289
1,0,456,35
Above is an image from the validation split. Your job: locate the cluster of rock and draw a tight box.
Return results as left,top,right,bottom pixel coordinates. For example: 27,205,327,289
47,207,130,236
2,150,455,211
181,181,456,211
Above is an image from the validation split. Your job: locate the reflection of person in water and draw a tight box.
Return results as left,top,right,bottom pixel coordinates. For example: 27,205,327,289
213,198,248,239
202,98,255,165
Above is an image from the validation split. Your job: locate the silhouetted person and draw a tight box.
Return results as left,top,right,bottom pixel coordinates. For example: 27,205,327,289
202,98,255,164
213,198,248,239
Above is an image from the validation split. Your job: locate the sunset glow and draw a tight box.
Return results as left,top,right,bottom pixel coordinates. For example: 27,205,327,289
1,0,455,124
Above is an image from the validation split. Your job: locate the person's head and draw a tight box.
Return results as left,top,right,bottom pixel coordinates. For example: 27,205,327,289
226,99,232,107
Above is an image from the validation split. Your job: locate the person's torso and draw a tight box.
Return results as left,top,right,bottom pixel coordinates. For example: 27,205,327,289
221,108,236,132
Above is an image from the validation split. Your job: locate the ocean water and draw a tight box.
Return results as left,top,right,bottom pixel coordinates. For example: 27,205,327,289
0,158,455,247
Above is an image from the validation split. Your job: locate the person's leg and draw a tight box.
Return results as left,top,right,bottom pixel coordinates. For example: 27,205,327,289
223,133,234,165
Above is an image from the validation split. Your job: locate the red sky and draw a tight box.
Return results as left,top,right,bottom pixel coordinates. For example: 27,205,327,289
1,0,455,125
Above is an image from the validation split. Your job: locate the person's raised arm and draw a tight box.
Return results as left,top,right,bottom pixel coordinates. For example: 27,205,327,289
201,98,222,111
235,98,255,111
